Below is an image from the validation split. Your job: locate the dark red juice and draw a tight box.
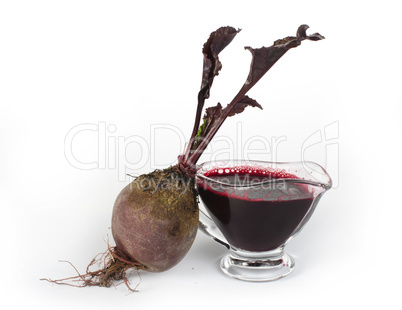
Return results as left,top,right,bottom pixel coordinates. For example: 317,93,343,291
197,166,315,251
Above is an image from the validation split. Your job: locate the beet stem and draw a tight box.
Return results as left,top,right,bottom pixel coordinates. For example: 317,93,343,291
185,89,246,166
181,91,206,164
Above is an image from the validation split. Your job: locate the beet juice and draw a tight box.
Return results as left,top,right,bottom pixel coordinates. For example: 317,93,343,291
196,166,315,252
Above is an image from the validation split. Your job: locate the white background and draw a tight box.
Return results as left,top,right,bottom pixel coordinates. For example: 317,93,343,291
1,0,401,309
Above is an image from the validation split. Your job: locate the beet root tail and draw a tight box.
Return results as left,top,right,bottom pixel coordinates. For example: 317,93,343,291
41,247,144,292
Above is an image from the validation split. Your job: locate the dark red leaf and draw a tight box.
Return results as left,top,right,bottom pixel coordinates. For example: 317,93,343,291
182,27,240,162
226,95,262,117
205,102,223,122
183,25,324,167
199,26,241,101
243,25,324,91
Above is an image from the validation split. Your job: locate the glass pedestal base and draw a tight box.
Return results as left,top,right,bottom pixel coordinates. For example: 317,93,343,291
219,248,295,282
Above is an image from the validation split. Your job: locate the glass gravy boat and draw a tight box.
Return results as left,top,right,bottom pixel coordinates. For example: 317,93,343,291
196,160,332,281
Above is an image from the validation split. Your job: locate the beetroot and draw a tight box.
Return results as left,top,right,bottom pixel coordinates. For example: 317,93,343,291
42,25,324,290
112,167,198,272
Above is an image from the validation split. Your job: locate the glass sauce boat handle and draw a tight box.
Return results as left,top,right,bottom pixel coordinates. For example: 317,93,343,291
198,208,230,249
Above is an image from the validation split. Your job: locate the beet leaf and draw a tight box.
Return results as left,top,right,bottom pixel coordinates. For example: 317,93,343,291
181,26,241,164
180,24,324,170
